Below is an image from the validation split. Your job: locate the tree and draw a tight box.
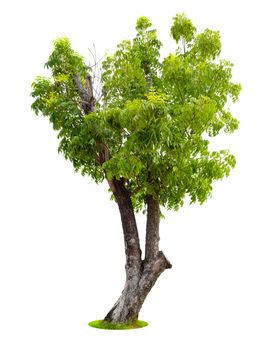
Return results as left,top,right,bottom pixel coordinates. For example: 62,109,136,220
31,13,241,326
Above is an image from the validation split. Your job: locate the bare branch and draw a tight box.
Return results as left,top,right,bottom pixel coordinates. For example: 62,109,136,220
74,74,95,114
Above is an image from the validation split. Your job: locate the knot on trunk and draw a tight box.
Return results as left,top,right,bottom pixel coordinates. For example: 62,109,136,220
143,251,172,273
158,251,172,269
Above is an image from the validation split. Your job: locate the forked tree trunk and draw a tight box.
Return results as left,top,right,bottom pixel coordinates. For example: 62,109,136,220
104,180,172,324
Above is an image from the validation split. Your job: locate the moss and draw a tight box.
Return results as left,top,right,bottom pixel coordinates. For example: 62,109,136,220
88,319,148,330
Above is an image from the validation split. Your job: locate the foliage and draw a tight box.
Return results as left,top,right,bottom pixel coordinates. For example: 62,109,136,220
31,13,241,212
171,13,197,45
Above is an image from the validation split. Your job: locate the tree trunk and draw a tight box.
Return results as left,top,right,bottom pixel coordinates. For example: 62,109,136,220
104,188,172,324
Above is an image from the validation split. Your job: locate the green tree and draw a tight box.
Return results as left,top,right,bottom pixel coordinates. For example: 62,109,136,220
31,13,241,326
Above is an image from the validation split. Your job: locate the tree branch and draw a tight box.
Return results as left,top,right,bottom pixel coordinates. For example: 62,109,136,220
113,178,142,278
86,75,95,112
95,141,110,165
145,195,160,260
74,74,95,114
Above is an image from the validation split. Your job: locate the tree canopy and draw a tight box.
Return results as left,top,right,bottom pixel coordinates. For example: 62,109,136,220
31,13,241,212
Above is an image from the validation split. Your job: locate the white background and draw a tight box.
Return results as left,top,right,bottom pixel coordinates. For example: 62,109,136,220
0,0,268,349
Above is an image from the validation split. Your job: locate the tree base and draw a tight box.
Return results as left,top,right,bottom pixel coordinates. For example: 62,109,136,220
88,319,148,330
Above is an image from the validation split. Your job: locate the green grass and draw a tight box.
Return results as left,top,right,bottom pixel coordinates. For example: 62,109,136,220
88,319,148,330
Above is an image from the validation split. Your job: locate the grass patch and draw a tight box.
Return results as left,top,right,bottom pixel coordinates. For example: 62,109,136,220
88,319,148,330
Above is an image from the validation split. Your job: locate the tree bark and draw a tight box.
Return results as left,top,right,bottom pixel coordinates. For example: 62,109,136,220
104,178,142,323
104,190,171,324
145,195,160,260
113,178,142,277
74,74,95,114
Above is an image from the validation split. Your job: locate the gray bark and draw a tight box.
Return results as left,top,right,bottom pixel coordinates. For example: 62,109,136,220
104,251,171,324
74,74,95,114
